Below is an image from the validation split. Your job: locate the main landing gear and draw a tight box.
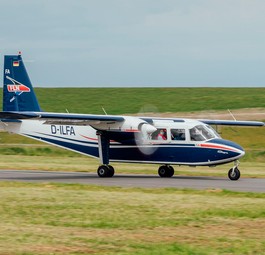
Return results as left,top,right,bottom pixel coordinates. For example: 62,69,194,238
228,161,241,181
97,165,115,178
158,165,175,177
97,131,114,177
97,164,175,178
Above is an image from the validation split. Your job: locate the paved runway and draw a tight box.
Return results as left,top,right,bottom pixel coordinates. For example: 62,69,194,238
0,170,264,192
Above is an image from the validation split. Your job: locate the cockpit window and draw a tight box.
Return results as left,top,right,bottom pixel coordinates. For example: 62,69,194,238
206,125,221,138
190,125,217,141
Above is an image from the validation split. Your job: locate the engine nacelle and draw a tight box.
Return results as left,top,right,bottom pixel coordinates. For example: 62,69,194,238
91,116,156,134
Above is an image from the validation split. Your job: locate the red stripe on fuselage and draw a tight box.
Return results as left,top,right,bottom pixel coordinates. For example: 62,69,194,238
80,134,98,141
124,129,139,132
80,134,116,143
199,143,237,152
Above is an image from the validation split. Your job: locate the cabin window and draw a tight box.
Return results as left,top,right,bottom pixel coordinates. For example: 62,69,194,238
151,128,167,140
171,129,185,141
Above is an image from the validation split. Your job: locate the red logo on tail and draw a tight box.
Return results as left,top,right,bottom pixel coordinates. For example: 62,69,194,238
7,84,30,93
6,76,31,93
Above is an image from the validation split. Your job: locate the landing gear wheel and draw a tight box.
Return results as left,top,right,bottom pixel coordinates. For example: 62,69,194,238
97,165,115,178
158,165,174,178
158,166,167,177
228,167,240,181
107,165,115,177
166,165,174,177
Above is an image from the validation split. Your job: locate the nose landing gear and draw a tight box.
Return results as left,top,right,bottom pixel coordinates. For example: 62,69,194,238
228,161,241,181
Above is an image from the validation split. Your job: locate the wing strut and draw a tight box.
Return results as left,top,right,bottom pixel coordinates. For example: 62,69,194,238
96,131,110,165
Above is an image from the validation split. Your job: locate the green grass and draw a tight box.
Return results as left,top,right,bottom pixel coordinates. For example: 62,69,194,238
1,87,264,114
0,182,264,254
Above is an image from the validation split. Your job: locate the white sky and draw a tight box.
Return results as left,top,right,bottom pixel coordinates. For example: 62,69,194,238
1,0,265,87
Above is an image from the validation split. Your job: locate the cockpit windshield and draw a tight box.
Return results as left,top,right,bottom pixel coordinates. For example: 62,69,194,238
206,125,220,138
189,124,220,141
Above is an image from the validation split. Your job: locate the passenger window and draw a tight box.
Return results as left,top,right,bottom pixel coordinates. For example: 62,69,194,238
151,129,167,140
171,129,186,141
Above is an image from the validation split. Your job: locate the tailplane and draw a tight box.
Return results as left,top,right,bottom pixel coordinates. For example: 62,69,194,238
3,53,41,112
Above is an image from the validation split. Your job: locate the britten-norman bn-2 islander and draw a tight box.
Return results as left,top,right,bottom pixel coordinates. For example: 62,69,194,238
1,53,264,180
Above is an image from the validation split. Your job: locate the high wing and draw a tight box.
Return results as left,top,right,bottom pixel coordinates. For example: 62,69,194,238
0,111,157,135
140,117,264,127
1,112,263,128
0,111,124,126
199,119,264,127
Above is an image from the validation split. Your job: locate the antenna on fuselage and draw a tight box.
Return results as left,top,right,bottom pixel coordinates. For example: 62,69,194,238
102,107,108,115
227,109,238,133
228,109,237,121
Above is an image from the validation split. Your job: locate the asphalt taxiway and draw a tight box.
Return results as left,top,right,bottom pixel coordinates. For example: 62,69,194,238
0,170,264,192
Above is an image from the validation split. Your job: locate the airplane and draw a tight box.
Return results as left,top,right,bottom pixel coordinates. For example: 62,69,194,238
0,53,264,180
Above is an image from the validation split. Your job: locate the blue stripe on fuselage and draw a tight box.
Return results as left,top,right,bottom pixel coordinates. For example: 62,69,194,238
27,134,99,157
25,134,242,165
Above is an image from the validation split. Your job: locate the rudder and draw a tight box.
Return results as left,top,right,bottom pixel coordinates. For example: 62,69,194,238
3,53,41,112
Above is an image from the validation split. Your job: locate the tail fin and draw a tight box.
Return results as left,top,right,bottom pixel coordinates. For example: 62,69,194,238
3,53,41,112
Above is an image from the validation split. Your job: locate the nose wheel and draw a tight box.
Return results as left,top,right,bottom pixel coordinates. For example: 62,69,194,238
228,161,241,181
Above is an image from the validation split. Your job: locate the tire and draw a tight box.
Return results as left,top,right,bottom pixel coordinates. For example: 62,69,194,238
158,165,174,178
97,165,115,178
158,166,168,177
167,165,175,177
107,165,115,177
228,167,240,181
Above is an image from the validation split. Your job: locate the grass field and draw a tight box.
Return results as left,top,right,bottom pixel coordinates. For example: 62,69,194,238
0,182,264,255
1,87,264,114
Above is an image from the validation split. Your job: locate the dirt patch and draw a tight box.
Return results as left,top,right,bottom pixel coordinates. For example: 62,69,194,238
131,108,265,121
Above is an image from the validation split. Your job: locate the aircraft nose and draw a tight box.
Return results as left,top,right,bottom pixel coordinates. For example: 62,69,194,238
226,140,245,157
238,147,245,157
208,139,245,158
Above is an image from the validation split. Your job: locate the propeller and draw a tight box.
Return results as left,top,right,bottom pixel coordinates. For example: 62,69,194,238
134,104,160,156
134,123,157,155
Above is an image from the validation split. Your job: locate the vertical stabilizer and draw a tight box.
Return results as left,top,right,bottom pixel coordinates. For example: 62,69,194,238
3,54,41,112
